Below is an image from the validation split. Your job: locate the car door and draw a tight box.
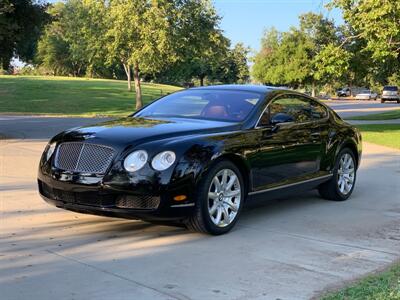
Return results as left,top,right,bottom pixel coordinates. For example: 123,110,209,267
250,94,323,192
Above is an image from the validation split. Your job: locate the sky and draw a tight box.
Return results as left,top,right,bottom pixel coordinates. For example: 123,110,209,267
213,0,343,51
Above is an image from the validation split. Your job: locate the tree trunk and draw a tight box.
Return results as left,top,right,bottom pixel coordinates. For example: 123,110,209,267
311,81,316,97
199,75,205,86
133,63,142,110
123,63,132,91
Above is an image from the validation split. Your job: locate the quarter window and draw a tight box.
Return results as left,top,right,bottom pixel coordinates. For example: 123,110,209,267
257,94,328,127
269,95,312,123
310,100,328,119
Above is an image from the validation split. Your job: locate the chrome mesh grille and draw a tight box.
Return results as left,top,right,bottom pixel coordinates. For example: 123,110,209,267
55,142,115,174
116,195,160,209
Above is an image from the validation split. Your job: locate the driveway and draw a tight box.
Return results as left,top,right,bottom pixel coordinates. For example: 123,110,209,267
1,138,400,300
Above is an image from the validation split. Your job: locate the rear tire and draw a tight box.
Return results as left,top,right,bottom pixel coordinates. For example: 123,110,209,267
318,148,357,201
185,160,244,235
381,99,385,103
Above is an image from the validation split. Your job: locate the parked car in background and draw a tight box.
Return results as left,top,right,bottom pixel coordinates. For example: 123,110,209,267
337,87,351,97
381,86,399,103
38,85,362,235
355,90,378,100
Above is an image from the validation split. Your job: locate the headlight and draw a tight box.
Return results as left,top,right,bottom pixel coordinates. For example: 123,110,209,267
151,151,176,171
124,150,148,172
46,143,56,161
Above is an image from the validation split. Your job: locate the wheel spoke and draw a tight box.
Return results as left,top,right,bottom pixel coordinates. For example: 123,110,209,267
213,177,222,193
221,169,228,189
209,202,218,215
224,199,238,212
225,174,237,191
339,180,345,193
225,189,240,198
222,206,230,225
215,207,222,224
208,192,218,200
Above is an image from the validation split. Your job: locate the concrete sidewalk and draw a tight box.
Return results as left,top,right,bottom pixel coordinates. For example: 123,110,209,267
1,139,399,300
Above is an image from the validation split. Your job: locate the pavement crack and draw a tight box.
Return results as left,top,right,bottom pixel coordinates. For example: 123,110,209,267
46,249,190,300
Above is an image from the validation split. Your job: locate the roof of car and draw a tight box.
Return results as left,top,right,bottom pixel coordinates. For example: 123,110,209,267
189,84,284,94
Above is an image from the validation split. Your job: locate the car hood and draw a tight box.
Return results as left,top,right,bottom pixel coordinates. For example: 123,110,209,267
56,117,240,147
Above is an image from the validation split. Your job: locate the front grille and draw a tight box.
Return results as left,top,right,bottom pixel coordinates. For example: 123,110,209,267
39,181,115,207
55,142,115,174
116,195,160,210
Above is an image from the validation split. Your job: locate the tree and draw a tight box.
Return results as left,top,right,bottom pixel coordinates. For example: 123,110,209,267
314,43,352,86
105,0,178,109
211,43,250,84
252,28,314,88
252,13,350,94
170,0,229,86
0,0,49,70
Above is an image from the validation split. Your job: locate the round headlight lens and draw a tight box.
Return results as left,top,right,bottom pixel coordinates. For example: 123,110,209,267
124,150,148,172
151,151,176,171
46,143,56,161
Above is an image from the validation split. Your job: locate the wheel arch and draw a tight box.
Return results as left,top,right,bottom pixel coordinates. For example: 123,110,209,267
219,153,251,197
201,153,251,198
338,140,360,168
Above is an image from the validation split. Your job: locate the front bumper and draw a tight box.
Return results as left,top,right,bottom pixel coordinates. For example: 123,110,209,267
382,95,399,100
38,171,196,221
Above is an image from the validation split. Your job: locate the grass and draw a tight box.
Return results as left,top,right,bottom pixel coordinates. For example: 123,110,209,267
347,110,400,121
356,124,400,149
321,262,400,300
0,75,181,117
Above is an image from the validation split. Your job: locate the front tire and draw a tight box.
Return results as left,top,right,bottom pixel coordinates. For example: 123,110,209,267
318,148,357,201
185,160,244,235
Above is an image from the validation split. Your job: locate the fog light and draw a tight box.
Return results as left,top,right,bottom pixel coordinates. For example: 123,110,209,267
173,195,187,201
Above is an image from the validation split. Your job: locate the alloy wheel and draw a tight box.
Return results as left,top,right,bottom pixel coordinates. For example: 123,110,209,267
208,169,241,227
337,153,355,195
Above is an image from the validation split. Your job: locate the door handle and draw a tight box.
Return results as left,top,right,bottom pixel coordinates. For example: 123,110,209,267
311,132,321,137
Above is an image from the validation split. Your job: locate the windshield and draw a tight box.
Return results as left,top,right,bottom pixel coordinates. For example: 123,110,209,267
135,89,263,122
383,86,398,91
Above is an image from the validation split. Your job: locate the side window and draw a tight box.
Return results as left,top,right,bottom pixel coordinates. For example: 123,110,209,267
270,95,312,124
310,100,328,119
258,110,270,126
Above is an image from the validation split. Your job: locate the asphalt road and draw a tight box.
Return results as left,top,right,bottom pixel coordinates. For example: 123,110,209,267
326,99,400,118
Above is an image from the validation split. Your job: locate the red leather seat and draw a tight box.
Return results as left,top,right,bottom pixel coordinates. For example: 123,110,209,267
201,105,228,118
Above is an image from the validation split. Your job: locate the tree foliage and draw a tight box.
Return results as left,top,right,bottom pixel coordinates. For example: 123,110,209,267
0,0,49,70
252,7,399,93
330,0,400,61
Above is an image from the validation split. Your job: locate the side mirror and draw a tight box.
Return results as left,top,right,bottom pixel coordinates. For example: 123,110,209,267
270,113,294,126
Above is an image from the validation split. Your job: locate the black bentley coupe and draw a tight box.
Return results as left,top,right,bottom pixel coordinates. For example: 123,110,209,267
38,85,362,234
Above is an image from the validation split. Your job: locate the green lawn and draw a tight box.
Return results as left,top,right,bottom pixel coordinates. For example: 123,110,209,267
356,124,400,149
321,262,400,300
347,110,400,120
0,75,181,117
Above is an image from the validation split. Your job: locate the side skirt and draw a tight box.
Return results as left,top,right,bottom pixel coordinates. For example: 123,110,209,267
247,174,332,202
